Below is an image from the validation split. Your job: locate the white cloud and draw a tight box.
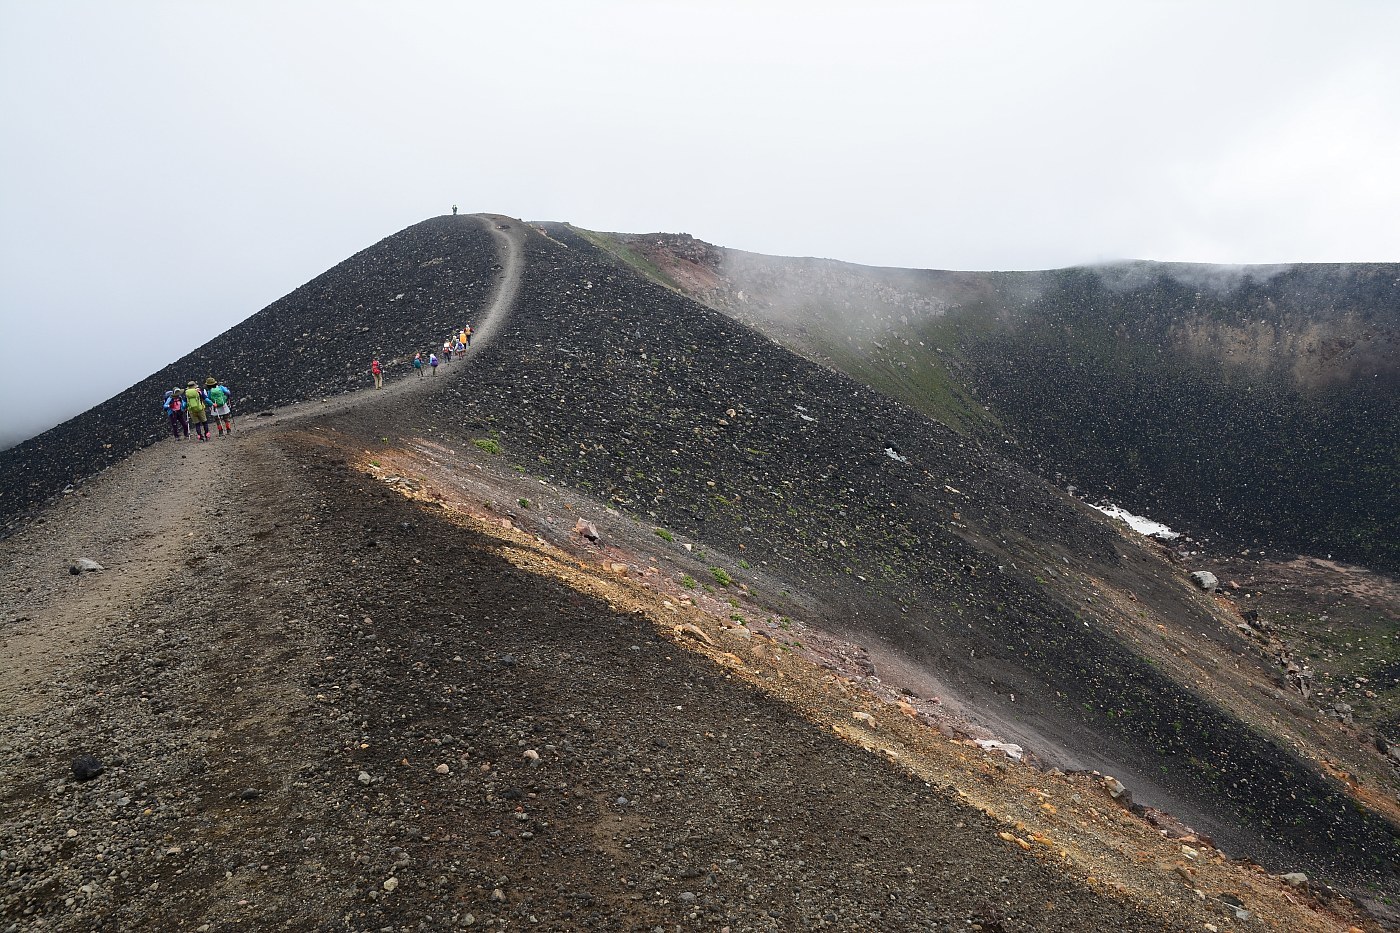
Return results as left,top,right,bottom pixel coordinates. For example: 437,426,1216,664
2,0,1398,443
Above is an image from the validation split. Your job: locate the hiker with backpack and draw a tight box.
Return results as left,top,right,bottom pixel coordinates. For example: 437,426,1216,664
464,323,472,347
413,352,424,378
183,380,212,441
205,377,233,435
370,357,383,389
163,388,188,439
443,340,453,363
428,352,439,375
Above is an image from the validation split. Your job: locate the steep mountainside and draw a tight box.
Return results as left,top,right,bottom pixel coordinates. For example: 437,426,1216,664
2,216,1397,925
389,222,1398,890
608,233,1400,573
0,216,500,532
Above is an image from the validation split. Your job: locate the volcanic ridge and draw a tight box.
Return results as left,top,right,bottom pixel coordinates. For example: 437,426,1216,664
1,214,1397,932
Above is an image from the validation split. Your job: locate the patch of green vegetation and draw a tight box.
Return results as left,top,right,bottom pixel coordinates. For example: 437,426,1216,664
368,460,380,468
680,574,696,589
517,498,530,509
710,567,732,587
473,438,503,455
654,527,674,542
569,227,681,291
738,559,751,570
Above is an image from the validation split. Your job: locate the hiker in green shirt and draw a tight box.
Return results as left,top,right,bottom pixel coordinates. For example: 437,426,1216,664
205,377,233,435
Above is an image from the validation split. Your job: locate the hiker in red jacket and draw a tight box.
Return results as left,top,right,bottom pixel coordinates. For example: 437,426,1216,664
371,357,383,389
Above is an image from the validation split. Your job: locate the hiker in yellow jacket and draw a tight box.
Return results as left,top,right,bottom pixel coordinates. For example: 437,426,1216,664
183,381,212,442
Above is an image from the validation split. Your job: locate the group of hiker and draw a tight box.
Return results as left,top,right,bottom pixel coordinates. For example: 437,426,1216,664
160,322,474,443
377,324,473,385
163,378,232,441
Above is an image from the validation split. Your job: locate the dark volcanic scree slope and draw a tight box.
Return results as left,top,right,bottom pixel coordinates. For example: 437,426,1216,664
396,221,1397,887
609,235,1400,572
2,216,1396,898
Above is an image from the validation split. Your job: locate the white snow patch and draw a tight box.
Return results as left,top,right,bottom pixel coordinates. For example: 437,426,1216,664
884,447,909,463
1092,503,1180,540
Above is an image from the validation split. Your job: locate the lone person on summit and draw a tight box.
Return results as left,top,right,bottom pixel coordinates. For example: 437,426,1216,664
452,204,458,215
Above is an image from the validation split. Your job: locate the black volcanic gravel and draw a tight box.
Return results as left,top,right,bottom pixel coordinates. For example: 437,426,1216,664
3,215,1395,898
405,223,1399,888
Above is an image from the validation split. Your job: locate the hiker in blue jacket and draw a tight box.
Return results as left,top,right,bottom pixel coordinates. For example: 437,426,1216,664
163,389,189,439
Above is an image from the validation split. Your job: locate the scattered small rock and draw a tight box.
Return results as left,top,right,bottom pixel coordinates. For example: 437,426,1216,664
574,518,600,542
675,623,713,645
974,739,1024,762
1102,776,1133,807
69,558,105,575
1190,571,1219,592
71,754,104,781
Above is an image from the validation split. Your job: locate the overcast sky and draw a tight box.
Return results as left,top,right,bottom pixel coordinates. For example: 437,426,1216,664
2,1,1398,447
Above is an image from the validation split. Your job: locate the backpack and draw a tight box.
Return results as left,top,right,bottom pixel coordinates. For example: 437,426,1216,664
169,395,183,413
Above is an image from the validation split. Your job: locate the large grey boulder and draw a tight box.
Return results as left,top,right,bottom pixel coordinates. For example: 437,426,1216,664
1190,571,1218,592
